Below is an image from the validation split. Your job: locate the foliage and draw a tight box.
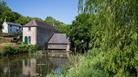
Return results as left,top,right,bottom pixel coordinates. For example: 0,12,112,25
44,16,70,34
15,16,32,25
48,0,138,77
0,1,10,32
3,45,38,56
0,1,68,34
0,1,43,31
3,46,17,55
27,45,38,53
0,1,23,31
16,16,43,25
69,14,94,52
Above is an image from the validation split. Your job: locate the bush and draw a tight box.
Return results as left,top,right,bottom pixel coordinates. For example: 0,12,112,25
3,46,17,56
46,50,106,77
3,45,38,56
28,45,38,53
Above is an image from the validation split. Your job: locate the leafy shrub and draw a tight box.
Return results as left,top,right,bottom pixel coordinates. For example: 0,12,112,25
3,45,38,56
3,46,17,56
28,45,38,53
17,45,28,53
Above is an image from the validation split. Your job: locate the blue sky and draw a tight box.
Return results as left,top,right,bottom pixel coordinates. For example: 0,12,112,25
6,0,78,24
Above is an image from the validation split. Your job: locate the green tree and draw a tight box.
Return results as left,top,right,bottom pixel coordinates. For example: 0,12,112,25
48,0,138,77
0,1,21,32
32,17,43,21
16,16,43,25
69,14,94,52
71,0,138,76
16,16,32,25
44,16,69,34
0,0,10,32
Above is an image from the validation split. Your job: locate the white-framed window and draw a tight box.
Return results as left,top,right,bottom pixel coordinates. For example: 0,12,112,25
28,27,31,31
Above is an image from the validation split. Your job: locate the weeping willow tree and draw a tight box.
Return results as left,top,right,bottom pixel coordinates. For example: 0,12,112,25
47,0,138,77
71,0,138,76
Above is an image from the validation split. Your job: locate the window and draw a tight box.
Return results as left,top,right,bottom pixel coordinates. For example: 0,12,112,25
28,27,31,31
24,36,28,44
24,36,31,44
9,29,12,32
16,29,18,32
9,25,12,27
28,36,31,44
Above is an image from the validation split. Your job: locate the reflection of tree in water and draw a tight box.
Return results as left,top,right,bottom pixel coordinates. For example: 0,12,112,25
0,57,22,77
0,51,68,77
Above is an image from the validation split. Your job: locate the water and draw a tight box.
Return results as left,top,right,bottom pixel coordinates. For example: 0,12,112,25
0,51,68,77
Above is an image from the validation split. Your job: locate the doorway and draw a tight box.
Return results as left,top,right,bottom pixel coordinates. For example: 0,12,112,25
24,36,31,44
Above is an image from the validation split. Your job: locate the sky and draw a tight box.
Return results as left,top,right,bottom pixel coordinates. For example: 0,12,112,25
6,0,78,24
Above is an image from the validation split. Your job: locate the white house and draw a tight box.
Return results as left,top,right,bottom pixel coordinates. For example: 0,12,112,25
2,22,22,33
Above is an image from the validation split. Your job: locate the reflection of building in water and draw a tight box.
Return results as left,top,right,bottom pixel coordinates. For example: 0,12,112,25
3,66,9,75
49,57,68,67
49,57,68,75
22,58,36,77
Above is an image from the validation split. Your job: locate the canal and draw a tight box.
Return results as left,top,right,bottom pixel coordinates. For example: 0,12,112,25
0,51,68,77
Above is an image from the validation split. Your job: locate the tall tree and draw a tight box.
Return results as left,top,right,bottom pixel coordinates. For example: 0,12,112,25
0,1,12,32
78,0,84,14
16,16,42,25
69,14,94,52
0,1,22,32
44,16,69,34
16,16,32,25
63,0,138,77
77,0,138,76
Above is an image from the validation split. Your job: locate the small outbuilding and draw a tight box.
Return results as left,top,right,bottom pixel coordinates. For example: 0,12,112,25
47,33,70,51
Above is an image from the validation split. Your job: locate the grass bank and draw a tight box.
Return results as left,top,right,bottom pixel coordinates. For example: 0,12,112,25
46,49,105,77
47,46,138,77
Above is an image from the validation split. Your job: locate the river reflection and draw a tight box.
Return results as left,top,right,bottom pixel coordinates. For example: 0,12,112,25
0,52,68,77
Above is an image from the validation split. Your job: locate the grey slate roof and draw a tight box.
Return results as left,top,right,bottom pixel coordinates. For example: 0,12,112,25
6,22,22,26
48,33,70,44
24,20,57,30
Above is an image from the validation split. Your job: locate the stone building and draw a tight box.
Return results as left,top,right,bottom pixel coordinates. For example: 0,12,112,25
23,20,70,51
23,20,57,48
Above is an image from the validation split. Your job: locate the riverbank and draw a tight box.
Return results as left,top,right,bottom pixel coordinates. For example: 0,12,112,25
0,43,17,54
0,50,69,77
0,44,38,56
